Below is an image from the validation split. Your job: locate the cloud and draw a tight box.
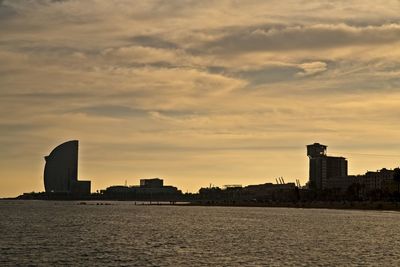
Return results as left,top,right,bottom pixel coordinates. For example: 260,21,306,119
0,0,16,20
128,35,180,50
296,61,328,77
201,23,400,54
72,105,149,118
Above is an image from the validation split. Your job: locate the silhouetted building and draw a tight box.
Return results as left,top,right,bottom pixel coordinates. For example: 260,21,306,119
102,178,182,199
244,183,297,201
307,143,347,190
326,168,400,196
364,168,400,193
44,140,91,195
326,175,362,191
140,178,163,188
198,182,298,202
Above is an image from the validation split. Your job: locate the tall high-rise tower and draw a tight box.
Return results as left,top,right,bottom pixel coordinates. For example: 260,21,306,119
307,143,347,190
44,140,91,195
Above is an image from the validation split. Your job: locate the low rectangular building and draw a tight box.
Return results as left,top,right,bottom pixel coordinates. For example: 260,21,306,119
140,178,163,188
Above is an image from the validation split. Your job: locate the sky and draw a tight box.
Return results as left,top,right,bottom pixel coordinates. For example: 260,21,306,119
1,0,400,197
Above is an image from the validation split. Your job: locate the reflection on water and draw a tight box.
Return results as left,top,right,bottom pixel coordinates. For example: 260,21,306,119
1,201,399,266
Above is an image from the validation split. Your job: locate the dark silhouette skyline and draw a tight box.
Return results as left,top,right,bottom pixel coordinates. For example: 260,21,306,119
13,140,397,204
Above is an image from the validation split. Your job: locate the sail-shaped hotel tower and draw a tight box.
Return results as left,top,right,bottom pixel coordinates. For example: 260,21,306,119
44,140,91,195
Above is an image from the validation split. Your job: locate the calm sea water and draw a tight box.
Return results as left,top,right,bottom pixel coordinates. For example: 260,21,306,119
1,201,400,266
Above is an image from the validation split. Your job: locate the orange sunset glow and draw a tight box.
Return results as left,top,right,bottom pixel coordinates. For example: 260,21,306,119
1,0,400,197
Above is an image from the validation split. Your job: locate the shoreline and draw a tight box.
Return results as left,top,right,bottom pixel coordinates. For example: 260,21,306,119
187,201,400,212
2,198,400,212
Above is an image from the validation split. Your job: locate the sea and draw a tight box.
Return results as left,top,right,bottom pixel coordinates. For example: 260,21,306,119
1,200,400,266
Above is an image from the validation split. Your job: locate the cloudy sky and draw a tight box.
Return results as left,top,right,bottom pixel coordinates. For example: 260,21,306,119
1,0,400,197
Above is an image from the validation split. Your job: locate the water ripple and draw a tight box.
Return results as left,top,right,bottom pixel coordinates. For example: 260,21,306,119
1,201,400,266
